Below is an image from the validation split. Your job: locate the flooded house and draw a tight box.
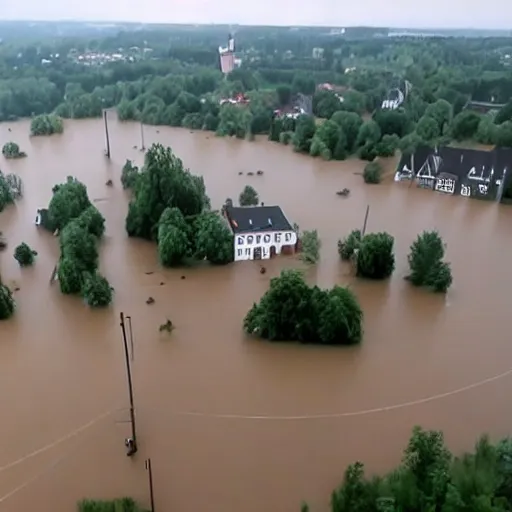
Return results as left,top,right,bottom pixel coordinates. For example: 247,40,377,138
224,205,298,261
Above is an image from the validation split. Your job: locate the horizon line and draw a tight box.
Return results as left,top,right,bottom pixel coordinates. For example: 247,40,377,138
0,18,510,33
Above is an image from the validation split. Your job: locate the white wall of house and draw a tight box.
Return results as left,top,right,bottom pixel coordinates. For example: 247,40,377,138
234,230,298,261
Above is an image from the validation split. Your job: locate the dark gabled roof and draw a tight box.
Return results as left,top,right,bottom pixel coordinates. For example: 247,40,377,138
225,205,293,234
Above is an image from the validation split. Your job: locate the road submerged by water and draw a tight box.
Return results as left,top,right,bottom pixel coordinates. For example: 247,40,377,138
1,117,512,512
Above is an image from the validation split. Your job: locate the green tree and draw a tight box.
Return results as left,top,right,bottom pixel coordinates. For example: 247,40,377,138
48,177,91,232
363,161,382,184
0,279,15,320
239,185,259,206
57,257,83,295
310,120,341,160
157,207,190,267
375,134,399,157
292,115,317,153
399,132,425,175
300,229,321,264
126,144,209,240
450,110,481,141
331,111,364,152
244,269,363,345
194,213,234,265
121,160,140,190
2,142,26,159
82,272,113,308
356,120,381,148
374,109,410,138
75,205,105,239
356,232,395,279
407,231,453,293
425,99,452,134
496,121,512,148
30,114,64,136
495,100,512,125
60,222,99,273
276,84,292,106
13,242,37,266
475,116,498,145
0,172,14,212
416,115,440,142
338,229,362,261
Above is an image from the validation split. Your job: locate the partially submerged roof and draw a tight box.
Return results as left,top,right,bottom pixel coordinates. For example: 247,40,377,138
225,205,293,234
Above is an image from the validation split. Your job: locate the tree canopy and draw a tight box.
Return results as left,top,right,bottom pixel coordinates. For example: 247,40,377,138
244,269,363,345
305,425,512,512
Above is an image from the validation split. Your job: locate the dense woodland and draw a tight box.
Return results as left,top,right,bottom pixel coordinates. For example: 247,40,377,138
0,26,511,158
0,22,512,511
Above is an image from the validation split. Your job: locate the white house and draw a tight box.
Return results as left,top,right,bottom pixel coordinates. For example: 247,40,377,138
224,205,298,262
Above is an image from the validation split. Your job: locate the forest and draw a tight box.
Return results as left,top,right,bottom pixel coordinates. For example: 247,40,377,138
0,25,511,161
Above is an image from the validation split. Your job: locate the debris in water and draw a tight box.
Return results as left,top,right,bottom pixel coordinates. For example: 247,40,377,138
146,297,155,305
336,188,350,197
145,271,154,275
181,275,186,280
247,171,254,176
257,170,264,175
260,266,266,275
105,179,113,187
160,282,165,286
238,171,243,175
159,319,174,333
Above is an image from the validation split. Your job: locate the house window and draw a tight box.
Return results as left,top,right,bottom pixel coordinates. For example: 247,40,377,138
237,249,243,257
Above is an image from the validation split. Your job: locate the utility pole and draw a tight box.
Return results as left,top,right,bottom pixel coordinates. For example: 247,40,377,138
120,312,137,456
140,122,145,151
361,204,370,237
145,458,155,512
103,109,111,159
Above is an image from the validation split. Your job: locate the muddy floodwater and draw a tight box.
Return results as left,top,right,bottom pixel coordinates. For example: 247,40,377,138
1,117,512,511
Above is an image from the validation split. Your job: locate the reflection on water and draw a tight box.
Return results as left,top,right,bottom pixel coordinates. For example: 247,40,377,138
1,118,512,511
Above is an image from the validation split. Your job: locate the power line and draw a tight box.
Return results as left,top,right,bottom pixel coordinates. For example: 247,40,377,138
0,406,120,475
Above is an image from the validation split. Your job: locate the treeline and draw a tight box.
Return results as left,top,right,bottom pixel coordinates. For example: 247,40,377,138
303,425,512,512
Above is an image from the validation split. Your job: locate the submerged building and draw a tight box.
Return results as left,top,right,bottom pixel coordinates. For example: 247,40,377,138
394,145,512,202
224,205,298,261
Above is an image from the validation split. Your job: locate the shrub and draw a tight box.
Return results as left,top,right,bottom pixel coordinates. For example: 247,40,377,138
300,229,321,264
244,269,363,345
121,160,140,190
363,161,382,184
2,142,26,159
13,242,37,267
0,282,15,320
239,185,259,206
356,232,395,279
407,231,453,293
30,114,64,136
338,229,362,261
57,257,84,295
78,497,143,512
82,272,114,308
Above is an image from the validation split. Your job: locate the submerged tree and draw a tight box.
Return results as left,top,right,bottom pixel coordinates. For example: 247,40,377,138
2,142,26,159
30,114,64,136
57,256,84,295
82,272,113,308
356,232,395,279
407,231,453,293
0,277,15,320
338,229,362,261
60,222,99,272
363,160,383,184
300,229,321,264
244,269,363,345
194,212,234,265
48,176,91,232
75,205,106,239
157,207,190,267
121,159,140,190
78,497,144,512
239,185,259,206
13,242,37,267
126,143,209,240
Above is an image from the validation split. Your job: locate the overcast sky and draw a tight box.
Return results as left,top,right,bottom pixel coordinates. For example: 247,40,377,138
0,0,510,29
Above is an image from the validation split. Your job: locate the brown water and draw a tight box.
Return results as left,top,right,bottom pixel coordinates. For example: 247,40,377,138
1,118,512,512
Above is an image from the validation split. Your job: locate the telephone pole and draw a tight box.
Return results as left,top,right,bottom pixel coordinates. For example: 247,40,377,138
103,109,111,159
140,122,145,151
145,458,155,512
361,204,370,237
120,312,137,456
